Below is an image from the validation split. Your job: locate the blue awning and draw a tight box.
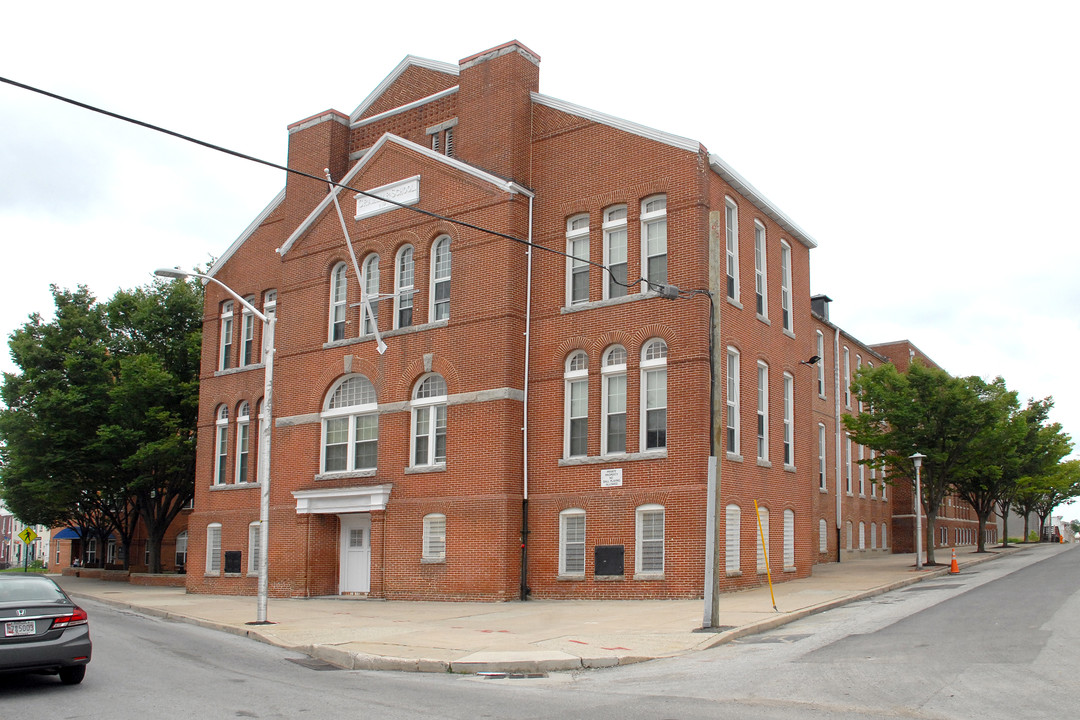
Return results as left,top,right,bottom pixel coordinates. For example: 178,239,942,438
53,528,83,540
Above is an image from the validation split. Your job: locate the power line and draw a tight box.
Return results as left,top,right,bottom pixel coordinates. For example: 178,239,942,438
0,75,668,293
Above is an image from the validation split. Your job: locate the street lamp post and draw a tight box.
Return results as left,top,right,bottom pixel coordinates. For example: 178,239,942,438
909,452,926,571
155,268,275,624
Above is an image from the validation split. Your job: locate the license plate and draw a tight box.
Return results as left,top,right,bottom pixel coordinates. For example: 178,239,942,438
4,621,36,637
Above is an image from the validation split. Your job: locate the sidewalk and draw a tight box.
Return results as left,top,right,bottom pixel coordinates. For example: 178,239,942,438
54,545,1030,674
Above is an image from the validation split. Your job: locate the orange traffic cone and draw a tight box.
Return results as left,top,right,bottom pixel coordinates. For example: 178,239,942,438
949,547,959,574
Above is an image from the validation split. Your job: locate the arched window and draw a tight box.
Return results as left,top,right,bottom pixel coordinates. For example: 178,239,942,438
881,523,888,548
559,508,585,576
846,520,853,550
219,301,234,370
726,505,741,575
780,240,793,333
859,521,866,550
641,339,667,450
206,523,222,574
819,518,828,554
322,375,378,472
753,220,767,316
783,509,795,571
235,402,251,483
430,236,451,321
395,246,415,328
601,345,627,455
361,254,379,336
411,374,447,467
641,195,667,289
756,506,770,574
725,198,739,301
214,406,229,485
758,362,770,462
726,347,740,456
240,296,256,366
603,205,628,299
330,262,348,341
564,351,588,458
871,522,878,550
636,504,665,574
423,513,446,561
566,214,590,305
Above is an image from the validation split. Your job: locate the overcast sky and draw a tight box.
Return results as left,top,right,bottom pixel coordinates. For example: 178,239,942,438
2,2,1078,515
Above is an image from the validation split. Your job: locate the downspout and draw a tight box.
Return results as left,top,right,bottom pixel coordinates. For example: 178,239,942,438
520,194,534,601
834,327,843,562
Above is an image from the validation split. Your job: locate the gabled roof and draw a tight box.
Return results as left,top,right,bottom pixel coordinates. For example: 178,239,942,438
277,133,533,258
349,55,459,124
207,188,286,279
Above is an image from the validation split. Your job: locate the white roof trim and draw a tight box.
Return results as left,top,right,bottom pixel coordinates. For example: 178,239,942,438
207,188,286,278
278,133,533,258
352,86,458,130
531,92,700,154
709,154,818,249
350,55,459,124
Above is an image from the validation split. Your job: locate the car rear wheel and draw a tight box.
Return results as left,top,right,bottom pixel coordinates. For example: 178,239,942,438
59,665,86,685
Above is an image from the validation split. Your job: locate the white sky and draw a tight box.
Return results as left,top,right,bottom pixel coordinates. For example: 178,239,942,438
2,2,1078,515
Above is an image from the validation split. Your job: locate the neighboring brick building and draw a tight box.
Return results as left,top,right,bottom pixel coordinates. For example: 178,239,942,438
187,41,976,602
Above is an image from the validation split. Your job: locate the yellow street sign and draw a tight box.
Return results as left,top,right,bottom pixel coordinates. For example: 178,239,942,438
18,527,38,544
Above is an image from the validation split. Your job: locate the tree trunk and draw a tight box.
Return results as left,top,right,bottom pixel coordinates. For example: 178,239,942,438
999,500,1011,547
976,511,990,552
1023,514,1030,541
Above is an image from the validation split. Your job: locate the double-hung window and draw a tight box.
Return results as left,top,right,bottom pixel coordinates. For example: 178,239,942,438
725,199,739,302
235,401,250,483
395,246,414,329
214,406,229,485
726,347,740,456
566,215,590,305
641,195,667,289
818,423,827,490
430,236,451,321
412,374,447,467
757,361,768,461
636,504,665,574
603,206,628,299
754,221,767,316
219,301,234,370
780,241,793,333
843,347,851,408
559,509,585,576
641,340,668,450
330,262,348,341
601,345,627,454
816,331,826,397
322,375,378,473
564,351,589,458
361,255,379,336
783,373,794,467
206,524,221,574
240,297,255,366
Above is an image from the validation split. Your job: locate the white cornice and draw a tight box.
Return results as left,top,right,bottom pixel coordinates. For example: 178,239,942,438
277,134,533,258
351,86,459,130
709,154,818,249
350,56,459,124
207,188,286,279
531,92,701,154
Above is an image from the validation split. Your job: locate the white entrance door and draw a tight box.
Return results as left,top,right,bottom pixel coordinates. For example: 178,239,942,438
339,514,371,593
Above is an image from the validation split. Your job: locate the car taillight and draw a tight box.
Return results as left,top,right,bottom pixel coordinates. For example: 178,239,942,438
51,606,88,629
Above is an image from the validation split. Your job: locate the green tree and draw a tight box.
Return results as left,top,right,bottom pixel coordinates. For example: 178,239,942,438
1032,460,1080,539
845,361,1001,566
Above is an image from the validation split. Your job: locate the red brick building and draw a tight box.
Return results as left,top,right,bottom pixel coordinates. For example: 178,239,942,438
187,41,974,602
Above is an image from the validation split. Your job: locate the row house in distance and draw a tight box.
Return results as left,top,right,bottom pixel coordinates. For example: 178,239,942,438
188,41,893,602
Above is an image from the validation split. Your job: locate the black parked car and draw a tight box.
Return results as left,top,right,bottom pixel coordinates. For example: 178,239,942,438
0,574,91,684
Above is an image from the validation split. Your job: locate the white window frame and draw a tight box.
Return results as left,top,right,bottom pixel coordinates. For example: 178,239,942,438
726,347,740,457
871,522,878,550
321,375,378,473
219,301,233,370
423,513,446,561
566,214,590,305
175,530,188,568
783,509,795,572
757,361,768,462
411,374,447,468
247,521,260,575
816,331,826,398
858,443,865,496
430,235,451,321
564,351,589,458
756,506,770,574
361,255,379,336
394,245,414,329
214,405,229,485
856,354,863,412
881,523,888,548
640,339,668,451
559,509,586,576
780,240,793,333
845,435,853,494
725,198,739,302
754,220,767,317
641,195,667,291
859,521,866,551
819,518,828,553
206,523,221,575
843,346,851,408
603,205,628,299
725,504,741,575
240,297,255,366
818,423,827,490
235,401,250,483
601,345,627,456
329,262,348,341
635,504,665,575
783,373,794,467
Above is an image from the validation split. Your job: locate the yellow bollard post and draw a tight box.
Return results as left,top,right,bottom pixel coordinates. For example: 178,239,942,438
754,500,778,612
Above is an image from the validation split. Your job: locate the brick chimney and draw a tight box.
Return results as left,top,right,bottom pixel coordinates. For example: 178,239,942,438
454,41,540,186
284,110,350,216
